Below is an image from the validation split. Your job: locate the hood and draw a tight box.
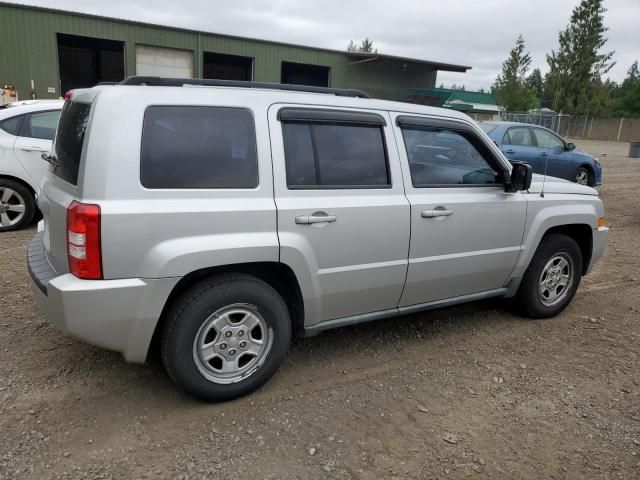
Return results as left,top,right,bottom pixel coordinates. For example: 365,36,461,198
527,174,598,196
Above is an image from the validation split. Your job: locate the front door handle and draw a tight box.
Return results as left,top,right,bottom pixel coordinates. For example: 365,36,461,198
295,212,337,224
541,151,549,157
505,149,515,154
21,146,48,152
421,209,453,218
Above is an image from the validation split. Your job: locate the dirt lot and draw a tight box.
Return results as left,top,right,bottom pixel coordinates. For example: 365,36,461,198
1,138,639,480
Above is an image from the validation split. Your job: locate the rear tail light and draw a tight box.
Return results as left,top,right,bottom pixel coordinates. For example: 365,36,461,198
66,201,102,279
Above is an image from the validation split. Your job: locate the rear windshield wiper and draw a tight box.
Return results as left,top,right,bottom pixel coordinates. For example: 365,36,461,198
41,153,60,167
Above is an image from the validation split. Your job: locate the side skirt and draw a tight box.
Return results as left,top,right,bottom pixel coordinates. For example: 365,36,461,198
302,287,508,337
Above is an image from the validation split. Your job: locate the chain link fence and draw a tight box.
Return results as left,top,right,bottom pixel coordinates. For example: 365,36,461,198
499,112,591,138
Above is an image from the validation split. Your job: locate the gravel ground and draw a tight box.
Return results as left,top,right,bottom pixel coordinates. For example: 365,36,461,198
1,139,639,480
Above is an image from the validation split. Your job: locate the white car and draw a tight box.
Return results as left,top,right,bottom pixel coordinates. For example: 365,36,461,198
0,100,63,231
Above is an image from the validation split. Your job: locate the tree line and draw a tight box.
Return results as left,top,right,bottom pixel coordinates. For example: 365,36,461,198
491,0,639,117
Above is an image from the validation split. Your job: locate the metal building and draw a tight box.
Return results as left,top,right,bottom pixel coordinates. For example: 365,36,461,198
0,2,470,101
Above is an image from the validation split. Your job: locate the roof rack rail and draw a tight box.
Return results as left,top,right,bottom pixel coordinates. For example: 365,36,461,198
118,76,371,98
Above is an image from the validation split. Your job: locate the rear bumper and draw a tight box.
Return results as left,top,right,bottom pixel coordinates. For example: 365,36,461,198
586,226,608,274
27,232,180,363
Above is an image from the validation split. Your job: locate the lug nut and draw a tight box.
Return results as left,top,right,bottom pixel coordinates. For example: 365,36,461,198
240,341,247,348
225,331,232,338
219,343,227,350
238,330,244,337
229,349,236,356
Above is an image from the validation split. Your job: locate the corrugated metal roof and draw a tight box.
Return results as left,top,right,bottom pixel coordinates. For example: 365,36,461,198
2,1,470,72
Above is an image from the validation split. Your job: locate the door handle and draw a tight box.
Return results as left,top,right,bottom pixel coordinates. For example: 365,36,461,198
541,152,549,157
421,209,453,218
295,212,337,224
505,149,515,154
21,146,48,152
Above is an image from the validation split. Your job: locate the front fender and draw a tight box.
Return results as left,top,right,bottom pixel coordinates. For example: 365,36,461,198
512,194,603,278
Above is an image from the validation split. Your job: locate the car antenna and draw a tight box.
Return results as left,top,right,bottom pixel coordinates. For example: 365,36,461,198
540,151,549,198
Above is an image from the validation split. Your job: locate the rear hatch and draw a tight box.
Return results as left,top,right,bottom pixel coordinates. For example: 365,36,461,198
40,98,92,274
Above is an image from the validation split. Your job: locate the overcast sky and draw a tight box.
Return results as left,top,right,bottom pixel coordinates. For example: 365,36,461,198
13,0,640,90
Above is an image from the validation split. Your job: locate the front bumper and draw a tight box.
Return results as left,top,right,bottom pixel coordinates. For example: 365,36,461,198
586,226,609,274
27,233,180,363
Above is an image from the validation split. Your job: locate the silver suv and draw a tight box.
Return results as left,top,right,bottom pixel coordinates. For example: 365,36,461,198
28,77,608,401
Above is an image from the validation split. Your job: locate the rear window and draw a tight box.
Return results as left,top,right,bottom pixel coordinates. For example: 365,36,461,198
479,123,498,134
141,106,258,189
53,102,91,185
0,114,24,136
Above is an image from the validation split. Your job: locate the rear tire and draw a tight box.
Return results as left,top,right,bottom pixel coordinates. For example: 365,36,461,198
516,233,583,318
161,274,291,401
0,179,35,232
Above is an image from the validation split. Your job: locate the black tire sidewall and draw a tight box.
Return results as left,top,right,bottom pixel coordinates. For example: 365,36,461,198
162,275,291,402
518,234,583,318
0,179,36,232
575,167,593,187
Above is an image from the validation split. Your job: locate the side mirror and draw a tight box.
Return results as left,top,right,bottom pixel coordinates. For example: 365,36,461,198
507,161,533,192
566,142,576,151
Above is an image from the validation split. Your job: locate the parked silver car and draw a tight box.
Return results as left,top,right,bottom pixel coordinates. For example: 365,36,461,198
28,77,608,401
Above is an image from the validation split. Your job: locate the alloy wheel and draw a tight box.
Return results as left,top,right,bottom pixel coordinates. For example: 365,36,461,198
0,187,26,228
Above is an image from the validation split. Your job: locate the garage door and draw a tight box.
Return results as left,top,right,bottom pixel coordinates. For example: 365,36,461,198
135,45,194,78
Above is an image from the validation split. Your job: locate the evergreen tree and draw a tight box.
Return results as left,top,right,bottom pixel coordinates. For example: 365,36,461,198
491,35,537,112
614,60,640,116
527,68,544,99
347,38,376,53
545,0,615,114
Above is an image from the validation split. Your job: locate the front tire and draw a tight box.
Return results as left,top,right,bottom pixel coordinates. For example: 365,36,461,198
516,234,583,318
161,274,291,401
574,166,593,187
0,179,35,232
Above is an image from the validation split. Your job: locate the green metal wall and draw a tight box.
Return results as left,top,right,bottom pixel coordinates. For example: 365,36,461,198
0,3,436,101
347,58,437,101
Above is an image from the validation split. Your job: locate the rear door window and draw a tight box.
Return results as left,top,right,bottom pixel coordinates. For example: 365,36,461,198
141,106,258,189
19,110,61,140
503,127,534,146
281,115,389,188
53,102,91,185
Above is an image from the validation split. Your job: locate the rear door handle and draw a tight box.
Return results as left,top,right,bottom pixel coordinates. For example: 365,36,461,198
421,209,453,218
21,146,48,152
541,152,549,157
295,212,337,224
505,149,515,154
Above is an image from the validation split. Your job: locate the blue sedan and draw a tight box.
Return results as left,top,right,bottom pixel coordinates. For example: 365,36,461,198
480,121,602,186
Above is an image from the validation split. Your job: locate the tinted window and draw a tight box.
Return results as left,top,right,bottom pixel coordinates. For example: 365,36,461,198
282,123,389,188
0,114,24,136
141,106,257,189
503,127,534,146
20,110,61,140
53,102,91,185
402,127,500,186
533,129,565,149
